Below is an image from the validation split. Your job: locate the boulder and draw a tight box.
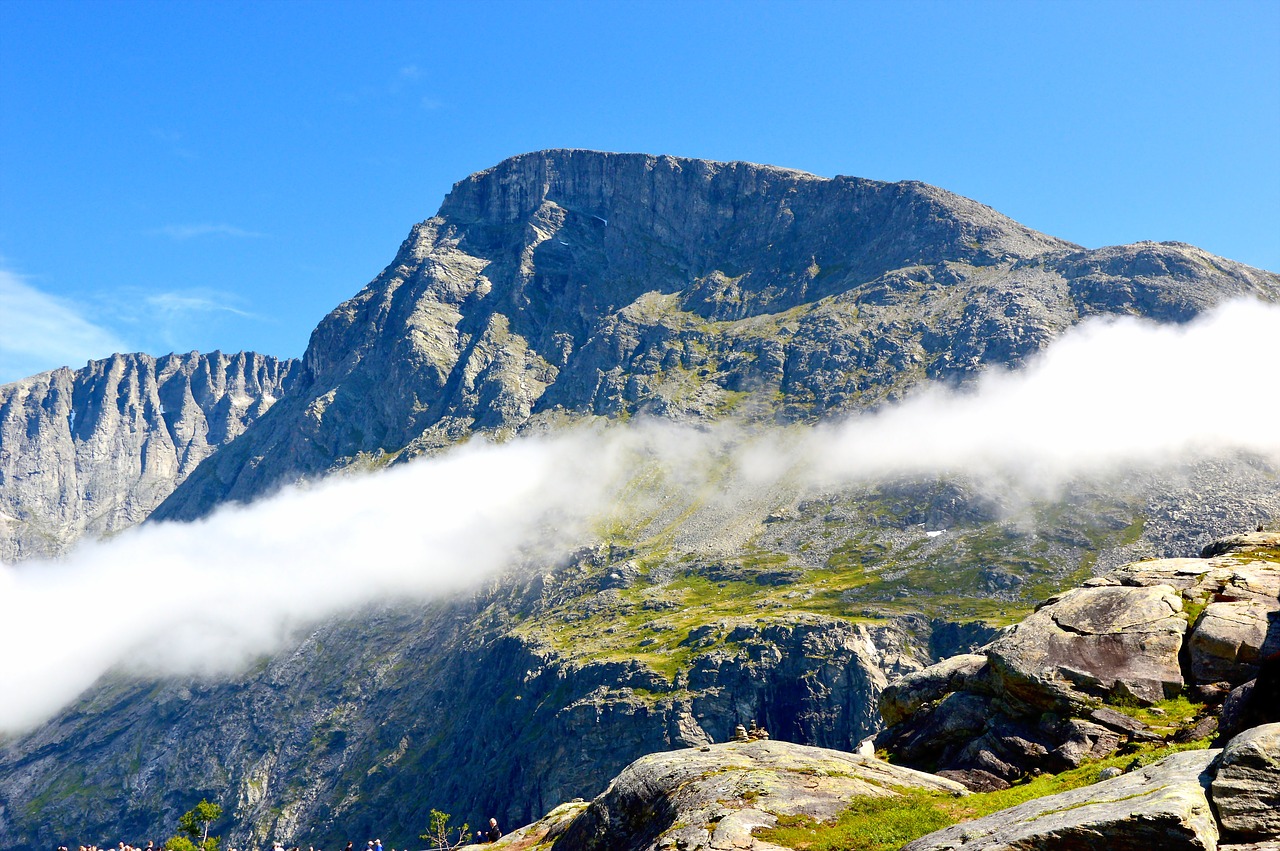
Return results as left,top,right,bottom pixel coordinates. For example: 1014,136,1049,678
1220,655,1280,739
1188,600,1278,685
986,584,1186,710
903,748,1222,850
878,654,989,727
552,739,966,851
1211,722,1280,840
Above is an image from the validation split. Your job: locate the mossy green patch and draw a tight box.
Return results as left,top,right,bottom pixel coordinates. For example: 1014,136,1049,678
757,738,1212,850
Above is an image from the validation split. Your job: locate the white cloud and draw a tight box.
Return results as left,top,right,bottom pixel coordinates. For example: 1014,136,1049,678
0,432,619,731
0,298,1277,732
144,291,260,320
147,224,264,240
807,298,1280,487
0,270,130,384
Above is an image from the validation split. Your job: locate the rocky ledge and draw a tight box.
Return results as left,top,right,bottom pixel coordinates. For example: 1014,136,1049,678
904,722,1280,849
876,532,1280,789
500,739,966,851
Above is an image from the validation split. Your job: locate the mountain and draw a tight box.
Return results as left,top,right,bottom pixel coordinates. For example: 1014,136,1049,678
151,149,1279,522
0,151,1278,850
0,351,297,561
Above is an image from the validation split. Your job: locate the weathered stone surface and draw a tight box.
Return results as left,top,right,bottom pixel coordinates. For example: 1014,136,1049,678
1051,718,1125,768
0,351,297,561
1211,722,1280,839
987,584,1186,709
1202,532,1280,559
1114,552,1280,607
553,739,966,851
879,654,988,726
903,748,1221,850
492,800,590,850
1189,600,1278,684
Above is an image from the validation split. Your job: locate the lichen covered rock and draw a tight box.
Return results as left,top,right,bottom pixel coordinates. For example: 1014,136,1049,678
903,748,1221,850
553,739,966,851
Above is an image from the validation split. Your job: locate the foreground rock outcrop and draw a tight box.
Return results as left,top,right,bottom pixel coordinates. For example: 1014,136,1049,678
544,739,966,851
903,748,1222,850
877,532,1280,786
903,723,1280,849
0,351,297,560
1212,723,1280,841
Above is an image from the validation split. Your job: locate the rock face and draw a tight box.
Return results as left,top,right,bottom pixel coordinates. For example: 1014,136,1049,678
1211,722,1280,840
901,748,1222,850
552,739,966,851
987,584,1187,710
0,351,297,561
151,149,1280,521
877,533,1280,785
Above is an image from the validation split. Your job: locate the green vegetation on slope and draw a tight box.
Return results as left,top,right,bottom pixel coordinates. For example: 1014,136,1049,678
755,739,1213,851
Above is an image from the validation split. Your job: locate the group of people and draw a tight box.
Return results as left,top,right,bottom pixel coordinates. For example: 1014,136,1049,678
56,817,503,851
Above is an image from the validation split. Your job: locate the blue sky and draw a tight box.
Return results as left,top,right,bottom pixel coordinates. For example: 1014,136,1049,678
1,0,1277,384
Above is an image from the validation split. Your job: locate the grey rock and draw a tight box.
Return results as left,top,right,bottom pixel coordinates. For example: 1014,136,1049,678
0,351,296,560
878,653,988,726
1211,722,1280,839
935,769,1009,793
1051,718,1125,769
903,748,1221,850
1202,531,1280,559
552,739,966,851
1189,600,1278,684
987,584,1187,709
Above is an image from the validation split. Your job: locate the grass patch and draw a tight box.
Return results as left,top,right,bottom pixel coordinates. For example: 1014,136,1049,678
1105,695,1206,729
756,739,1211,850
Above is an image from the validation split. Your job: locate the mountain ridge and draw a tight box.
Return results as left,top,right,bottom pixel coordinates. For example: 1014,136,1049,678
150,149,1280,524
0,350,297,561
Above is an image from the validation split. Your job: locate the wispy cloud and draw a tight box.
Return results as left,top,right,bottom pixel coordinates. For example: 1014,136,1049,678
0,269,130,384
147,224,265,241
149,128,198,160
1,299,1278,731
144,291,260,320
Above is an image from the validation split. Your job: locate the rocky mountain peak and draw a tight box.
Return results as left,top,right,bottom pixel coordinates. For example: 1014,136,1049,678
437,148,1074,271
151,150,1279,522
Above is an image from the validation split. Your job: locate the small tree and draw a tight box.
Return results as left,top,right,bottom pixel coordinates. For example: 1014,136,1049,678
167,799,223,851
419,808,470,850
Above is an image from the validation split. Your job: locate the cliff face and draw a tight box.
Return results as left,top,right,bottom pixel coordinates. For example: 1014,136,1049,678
0,351,298,561
152,150,1280,521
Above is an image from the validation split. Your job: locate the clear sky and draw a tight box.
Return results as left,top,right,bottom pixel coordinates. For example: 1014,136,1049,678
1,0,1276,384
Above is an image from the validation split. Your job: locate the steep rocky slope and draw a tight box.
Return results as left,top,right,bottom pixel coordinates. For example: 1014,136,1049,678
0,351,297,561
152,150,1280,521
